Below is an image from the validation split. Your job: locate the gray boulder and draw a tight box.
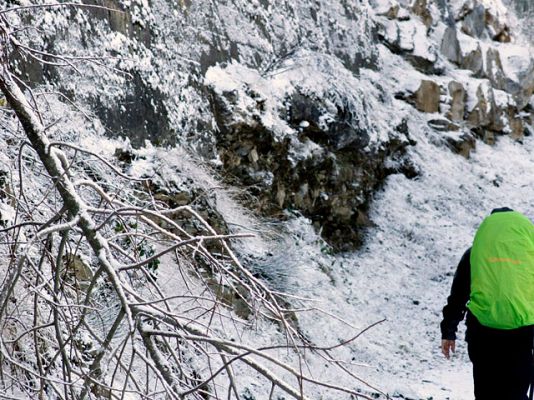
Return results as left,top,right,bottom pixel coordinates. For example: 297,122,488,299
467,82,498,129
516,60,534,110
486,48,507,91
461,43,484,77
440,25,462,65
461,3,487,38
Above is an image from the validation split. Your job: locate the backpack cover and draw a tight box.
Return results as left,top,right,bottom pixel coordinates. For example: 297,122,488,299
467,211,534,329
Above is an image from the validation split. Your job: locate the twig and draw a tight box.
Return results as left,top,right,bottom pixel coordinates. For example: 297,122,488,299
0,3,124,16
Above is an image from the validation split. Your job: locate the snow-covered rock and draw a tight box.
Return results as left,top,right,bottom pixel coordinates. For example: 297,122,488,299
205,58,414,250
461,42,485,76
485,47,508,90
460,2,487,38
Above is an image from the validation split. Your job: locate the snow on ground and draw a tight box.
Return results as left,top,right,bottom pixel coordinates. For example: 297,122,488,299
280,98,534,398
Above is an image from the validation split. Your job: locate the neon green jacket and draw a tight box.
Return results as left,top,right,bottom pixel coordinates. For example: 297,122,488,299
468,211,534,329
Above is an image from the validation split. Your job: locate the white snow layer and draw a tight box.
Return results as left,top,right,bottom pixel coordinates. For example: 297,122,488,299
205,53,394,148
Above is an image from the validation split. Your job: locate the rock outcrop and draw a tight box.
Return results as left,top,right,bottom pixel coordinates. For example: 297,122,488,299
440,25,463,65
377,0,533,161
414,80,441,113
447,81,467,122
455,0,511,42
412,0,433,29
205,60,415,250
461,43,484,76
377,15,440,74
485,47,508,91
460,3,487,38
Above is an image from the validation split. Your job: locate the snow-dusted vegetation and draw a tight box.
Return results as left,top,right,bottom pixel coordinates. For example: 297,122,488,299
0,0,533,398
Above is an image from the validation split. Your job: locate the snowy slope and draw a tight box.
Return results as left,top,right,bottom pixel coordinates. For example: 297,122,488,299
315,117,534,399
270,105,534,399
187,51,534,397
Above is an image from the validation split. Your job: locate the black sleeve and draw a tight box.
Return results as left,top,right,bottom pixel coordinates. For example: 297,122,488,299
440,248,471,340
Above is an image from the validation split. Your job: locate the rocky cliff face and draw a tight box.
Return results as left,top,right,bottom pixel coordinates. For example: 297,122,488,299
204,58,416,250
8,0,534,250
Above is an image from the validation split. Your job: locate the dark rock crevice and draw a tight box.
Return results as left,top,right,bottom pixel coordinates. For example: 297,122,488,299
208,82,415,251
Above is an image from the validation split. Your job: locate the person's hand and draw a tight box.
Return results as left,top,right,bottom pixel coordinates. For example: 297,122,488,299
441,339,455,359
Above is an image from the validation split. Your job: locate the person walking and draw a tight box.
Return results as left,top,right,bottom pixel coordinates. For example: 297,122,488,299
441,207,534,400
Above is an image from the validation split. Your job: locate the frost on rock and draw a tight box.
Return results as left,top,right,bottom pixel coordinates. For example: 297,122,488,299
205,54,414,250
